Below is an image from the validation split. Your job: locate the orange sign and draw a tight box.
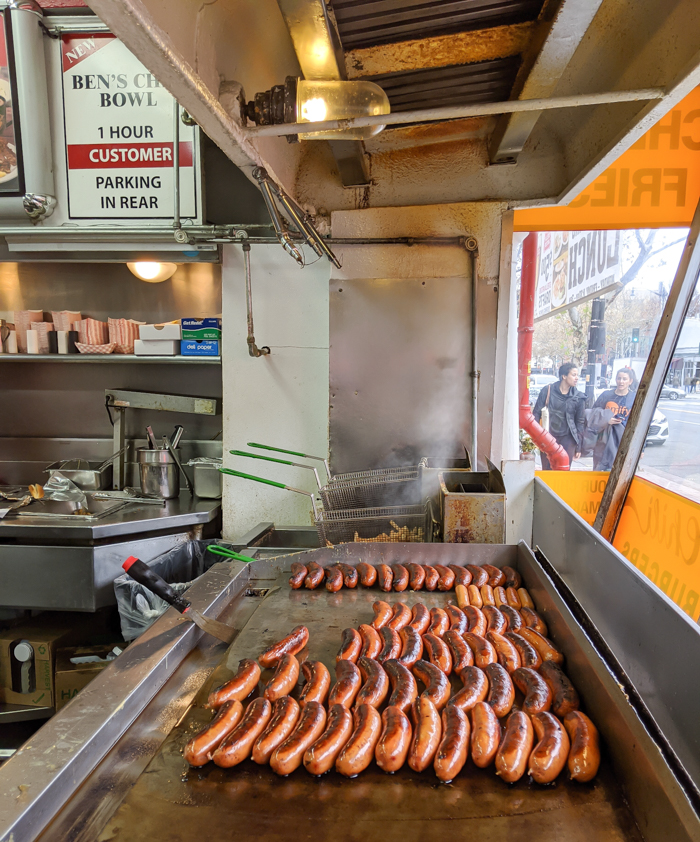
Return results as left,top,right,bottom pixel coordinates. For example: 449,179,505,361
537,471,700,622
514,88,700,231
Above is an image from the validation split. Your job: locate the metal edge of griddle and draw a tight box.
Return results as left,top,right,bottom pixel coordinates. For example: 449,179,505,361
516,541,700,842
0,560,252,842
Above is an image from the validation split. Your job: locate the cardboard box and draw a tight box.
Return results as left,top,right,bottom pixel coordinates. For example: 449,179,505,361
181,339,220,356
139,322,181,341
181,318,221,341
54,643,120,710
0,618,80,708
134,338,180,356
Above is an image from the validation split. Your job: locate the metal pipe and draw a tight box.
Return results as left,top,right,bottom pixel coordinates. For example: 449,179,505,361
242,241,270,358
246,88,666,138
252,167,304,265
172,101,180,229
518,232,570,469
271,186,342,268
468,242,479,467
594,200,700,540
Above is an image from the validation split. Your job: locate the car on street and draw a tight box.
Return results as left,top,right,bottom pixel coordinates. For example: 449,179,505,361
528,374,558,405
646,407,669,445
660,385,686,400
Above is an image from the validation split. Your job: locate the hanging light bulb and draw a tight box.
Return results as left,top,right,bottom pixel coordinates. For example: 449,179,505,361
126,262,178,283
245,76,390,141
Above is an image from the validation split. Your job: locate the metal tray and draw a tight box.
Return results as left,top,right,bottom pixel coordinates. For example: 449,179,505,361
14,498,128,520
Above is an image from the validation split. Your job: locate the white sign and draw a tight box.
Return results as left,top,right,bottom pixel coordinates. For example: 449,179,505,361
534,230,623,320
61,34,197,219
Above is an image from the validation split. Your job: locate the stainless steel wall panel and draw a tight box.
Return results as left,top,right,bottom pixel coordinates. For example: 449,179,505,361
533,478,700,792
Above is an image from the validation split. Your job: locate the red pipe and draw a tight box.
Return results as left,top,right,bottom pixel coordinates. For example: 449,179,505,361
518,232,570,470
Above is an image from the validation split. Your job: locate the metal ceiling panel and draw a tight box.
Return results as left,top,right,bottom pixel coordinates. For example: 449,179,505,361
367,56,521,112
333,0,545,48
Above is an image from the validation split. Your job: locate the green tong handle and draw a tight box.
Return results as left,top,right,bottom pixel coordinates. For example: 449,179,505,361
207,545,255,562
230,449,295,467
247,442,312,459
219,467,287,489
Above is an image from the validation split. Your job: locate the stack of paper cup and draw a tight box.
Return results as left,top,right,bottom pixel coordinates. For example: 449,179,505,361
5,331,17,353
26,329,40,354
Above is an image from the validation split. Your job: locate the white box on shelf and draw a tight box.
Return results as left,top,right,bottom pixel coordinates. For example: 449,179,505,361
139,323,182,341
133,339,180,356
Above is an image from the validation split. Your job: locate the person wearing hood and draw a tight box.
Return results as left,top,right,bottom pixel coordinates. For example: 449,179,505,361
532,363,586,469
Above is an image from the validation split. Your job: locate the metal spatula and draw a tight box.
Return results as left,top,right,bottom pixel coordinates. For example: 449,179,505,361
122,556,237,644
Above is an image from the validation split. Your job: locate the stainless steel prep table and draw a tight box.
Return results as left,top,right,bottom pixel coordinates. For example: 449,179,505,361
1,543,698,842
0,493,221,611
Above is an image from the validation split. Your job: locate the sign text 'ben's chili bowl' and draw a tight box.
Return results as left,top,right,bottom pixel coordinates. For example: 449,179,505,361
62,33,196,219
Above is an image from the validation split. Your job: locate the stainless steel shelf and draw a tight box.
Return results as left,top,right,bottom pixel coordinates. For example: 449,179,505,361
0,355,221,364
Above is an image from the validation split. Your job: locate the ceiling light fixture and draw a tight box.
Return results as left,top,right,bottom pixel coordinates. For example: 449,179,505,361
126,262,178,283
245,76,390,141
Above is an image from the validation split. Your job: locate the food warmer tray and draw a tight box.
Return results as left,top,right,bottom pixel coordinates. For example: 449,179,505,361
1,544,698,842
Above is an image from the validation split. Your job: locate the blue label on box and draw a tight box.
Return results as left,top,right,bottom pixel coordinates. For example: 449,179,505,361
181,318,221,330
180,340,220,356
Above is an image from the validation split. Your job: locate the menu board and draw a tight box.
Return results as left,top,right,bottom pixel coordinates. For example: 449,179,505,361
0,12,22,195
61,33,196,219
534,230,623,320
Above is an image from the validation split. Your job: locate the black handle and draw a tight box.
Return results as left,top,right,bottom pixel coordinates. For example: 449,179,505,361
122,556,191,614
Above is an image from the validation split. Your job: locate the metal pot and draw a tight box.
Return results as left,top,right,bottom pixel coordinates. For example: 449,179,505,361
137,448,180,499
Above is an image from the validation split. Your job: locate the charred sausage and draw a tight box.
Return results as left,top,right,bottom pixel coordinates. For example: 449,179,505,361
264,653,300,702
500,605,523,632
335,703,382,777
434,565,456,591
426,607,449,637
336,628,362,664
434,704,469,782
298,660,330,707
481,584,496,607
470,701,500,768
391,564,409,592
505,587,522,609
387,602,412,631
517,628,564,665
328,659,362,709
423,632,453,676
184,699,244,766
484,662,515,718
252,696,300,765
325,565,344,593
408,695,441,772
212,697,272,768
520,606,549,636
375,705,412,773
422,565,439,591
540,662,580,717
528,711,570,784
358,623,382,659
406,562,426,591
512,667,552,715
412,659,451,710
304,562,325,590
377,626,402,664
518,588,535,609
372,600,393,630
357,562,377,588
495,710,533,782
502,566,522,589
464,606,487,636
445,603,468,634
398,625,424,669
356,656,389,708
270,701,327,776
483,605,507,635
377,564,393,592
448,564,472,587
482,564,506,587
206,658,261,709
463,632,497,668
258,626,309,668
563,711,600,782
303,704,354,776
493,586,508,608
487,630,522,674
408,603,431,635
443,629,473,675
289,562,307,590
339,563,359,588
384,658,418,712
466,565,489,587
467,585,483,609
450,665,489,713
455,584,470,610
505,632,542,669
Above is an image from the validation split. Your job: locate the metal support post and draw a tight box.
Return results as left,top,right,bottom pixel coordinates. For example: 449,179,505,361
594,199,700,540
112,406,126,490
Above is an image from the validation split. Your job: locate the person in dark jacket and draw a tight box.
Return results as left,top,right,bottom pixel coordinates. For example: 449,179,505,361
533,363,586,469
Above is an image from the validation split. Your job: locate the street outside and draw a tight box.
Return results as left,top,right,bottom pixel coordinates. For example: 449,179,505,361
537,396,700,503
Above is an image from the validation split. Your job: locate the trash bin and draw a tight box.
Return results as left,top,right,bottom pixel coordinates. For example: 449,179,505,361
113,540,218,641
